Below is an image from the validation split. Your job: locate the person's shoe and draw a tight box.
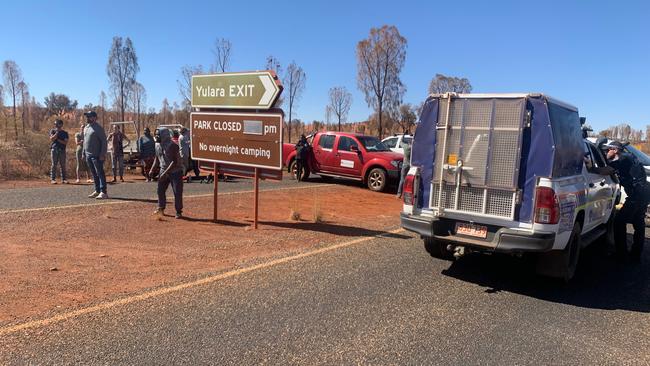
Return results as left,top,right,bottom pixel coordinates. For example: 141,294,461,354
62,180,69,184
75,179,80,183
50,180,57,184
96,192,108,199
120,177,124,182
396,193,402,199
175,212,183,219
88,191,99,198
111,178,117,183
86,179,93,183
153,208,164,216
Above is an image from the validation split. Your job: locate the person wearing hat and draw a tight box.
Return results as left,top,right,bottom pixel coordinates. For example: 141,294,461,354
150,128,184,219
138,127,156,182
605,140,650,262
49,119,69,184
82,111,109,199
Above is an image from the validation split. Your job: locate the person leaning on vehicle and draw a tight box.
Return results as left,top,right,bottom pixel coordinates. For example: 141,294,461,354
294,134,309,181
138,127,156,182
49,119,69,184
83,111,109,199
396,139,411,198
150,128,184,219
605,141,650,262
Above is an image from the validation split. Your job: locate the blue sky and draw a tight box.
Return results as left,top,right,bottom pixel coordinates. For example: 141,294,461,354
1,0,648,132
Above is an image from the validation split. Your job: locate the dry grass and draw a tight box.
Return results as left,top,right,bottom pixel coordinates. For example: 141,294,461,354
312,194,324,223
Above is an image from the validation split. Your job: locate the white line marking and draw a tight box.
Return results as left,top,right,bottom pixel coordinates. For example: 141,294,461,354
0,228,406,336
0,184,330,215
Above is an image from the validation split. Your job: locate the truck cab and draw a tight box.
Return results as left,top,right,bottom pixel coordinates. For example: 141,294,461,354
283,132,403,192
400,93,619,281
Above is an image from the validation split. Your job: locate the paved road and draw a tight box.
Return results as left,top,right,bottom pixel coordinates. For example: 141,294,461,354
0,175,310,212
1,231,648,364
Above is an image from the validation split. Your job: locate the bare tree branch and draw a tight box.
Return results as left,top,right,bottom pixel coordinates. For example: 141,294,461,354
107,36,139,121
212,38,232,73
328,86,352,131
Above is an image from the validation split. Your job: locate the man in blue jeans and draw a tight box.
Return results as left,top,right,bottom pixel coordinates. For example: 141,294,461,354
49,119,69,184
82,111,109,199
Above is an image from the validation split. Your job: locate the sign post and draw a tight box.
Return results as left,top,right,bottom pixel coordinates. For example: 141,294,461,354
191,71,283,229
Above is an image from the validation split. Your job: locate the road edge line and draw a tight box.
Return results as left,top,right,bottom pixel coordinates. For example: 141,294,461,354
0,228,406,337
0,184,330,215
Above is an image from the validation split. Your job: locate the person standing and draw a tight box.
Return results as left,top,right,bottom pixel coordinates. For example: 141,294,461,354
396,139,412,198
294,134,309,181
107,125,130,183
138,127,156,182
83,111,108,199
150,128,184,219
179,127,191,176
74,120,91,183
49,119,69,184
605,141,650,262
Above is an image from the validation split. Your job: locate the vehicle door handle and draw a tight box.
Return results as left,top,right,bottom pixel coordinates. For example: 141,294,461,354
589,183,595,188
600,179,607,186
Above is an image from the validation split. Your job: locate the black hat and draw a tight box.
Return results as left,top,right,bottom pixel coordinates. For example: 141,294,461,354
54,119,63,126
84,111,97,118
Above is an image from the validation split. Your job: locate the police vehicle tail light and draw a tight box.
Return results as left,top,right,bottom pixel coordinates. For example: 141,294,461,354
403,174,416,205
534,187,559,224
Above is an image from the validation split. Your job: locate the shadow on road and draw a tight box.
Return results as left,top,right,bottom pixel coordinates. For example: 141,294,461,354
440,234,650,313
109,197,158,204
258,220,410,239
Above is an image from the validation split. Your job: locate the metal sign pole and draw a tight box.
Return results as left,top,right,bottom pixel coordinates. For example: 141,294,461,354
253,168,259,229
213,163,219,222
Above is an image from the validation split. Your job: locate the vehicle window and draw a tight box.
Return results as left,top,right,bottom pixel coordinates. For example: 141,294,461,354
401,136,413,147
383,138,397,149
337,136,359,152
358,136,390,152
624,144,650,166
548,103,583,177
588,143,607,168
582,142,595,170
318,135,335,149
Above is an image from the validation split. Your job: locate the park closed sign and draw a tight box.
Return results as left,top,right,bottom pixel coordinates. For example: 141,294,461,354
190,111,283,170
191,71,281,109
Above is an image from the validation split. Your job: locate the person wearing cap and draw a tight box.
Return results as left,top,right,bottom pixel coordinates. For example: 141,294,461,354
605,140,650,262
138,127,156,182
82,111,109,199
49,119,69,184
150,128,184,219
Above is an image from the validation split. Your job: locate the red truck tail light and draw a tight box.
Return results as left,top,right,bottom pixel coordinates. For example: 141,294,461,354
534,187,559,224
403,174,415,205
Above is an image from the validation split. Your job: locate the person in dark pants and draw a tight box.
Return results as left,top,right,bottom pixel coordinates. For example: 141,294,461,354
138,127,156,182
49,119,69,184
605,141,650,262
107,125,130,183
150,128,184,219
295,134,309,181
83,111,108,199
396,140,411,198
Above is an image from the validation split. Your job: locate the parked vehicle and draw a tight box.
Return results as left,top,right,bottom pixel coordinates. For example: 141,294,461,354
382,134,413,154
282,131,403,192
108,121,140,170
400,93,619,281
588,137,650,225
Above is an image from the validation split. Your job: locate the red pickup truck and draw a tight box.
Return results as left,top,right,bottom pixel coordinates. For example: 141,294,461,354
283,132,404,192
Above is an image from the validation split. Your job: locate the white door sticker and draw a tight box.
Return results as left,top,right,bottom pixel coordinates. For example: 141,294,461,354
340,159,354,168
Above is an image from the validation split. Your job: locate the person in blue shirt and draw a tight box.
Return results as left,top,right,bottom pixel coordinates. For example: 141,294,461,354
138,127,156,182
605,141,650,262
49,119,69,184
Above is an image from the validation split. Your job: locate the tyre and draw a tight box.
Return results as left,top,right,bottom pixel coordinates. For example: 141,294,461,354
367,168,387,192
536,221,581,282
423,237,453,260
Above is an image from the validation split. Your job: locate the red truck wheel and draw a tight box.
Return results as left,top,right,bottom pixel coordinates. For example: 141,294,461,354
367,168,387,192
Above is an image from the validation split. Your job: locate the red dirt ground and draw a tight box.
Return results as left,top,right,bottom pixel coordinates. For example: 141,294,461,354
0,185,403,326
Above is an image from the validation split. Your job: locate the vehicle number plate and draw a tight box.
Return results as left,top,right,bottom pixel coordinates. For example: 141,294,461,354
455,223,488,238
